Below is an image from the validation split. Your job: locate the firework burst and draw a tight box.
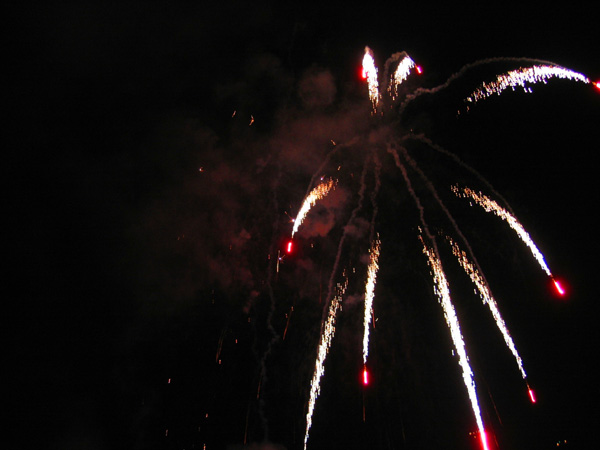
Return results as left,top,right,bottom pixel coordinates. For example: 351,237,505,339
287,47,596,450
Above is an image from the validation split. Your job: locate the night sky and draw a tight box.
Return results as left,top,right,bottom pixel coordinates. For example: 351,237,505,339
7,3,599,450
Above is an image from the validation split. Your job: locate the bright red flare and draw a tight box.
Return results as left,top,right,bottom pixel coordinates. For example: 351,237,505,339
594,81,600,90
553,278,565,296
416,65,423,74
362,367,369,385
480,430,489,450
286,240,293,254
528,388,536,403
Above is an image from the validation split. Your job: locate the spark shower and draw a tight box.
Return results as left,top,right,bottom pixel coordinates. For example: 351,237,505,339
287,46,596,450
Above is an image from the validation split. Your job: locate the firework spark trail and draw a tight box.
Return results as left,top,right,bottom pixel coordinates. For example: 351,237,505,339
303,277,348,450
303,158,372,449
453,186,553,276
386,52,416,100
446,236,528,380
403,133,516,216
291,178,337,237
420,235,489,450
390,143,489,449
398,57,591,115
466,65,591,104
363,47,380,113
362,237,380,365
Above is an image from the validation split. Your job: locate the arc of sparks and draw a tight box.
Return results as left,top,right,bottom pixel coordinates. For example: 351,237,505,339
453,186,564,296
466,64,591,104
447,236,528,380
291,178,337,238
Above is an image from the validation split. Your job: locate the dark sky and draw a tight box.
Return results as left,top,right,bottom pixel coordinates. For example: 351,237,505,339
7,3,599,450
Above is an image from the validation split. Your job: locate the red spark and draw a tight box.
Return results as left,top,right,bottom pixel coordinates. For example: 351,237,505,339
286,240,293,254
594,81,600,90
552,278,566,296
480,430,489,450
362,367,369,385
528,388,536,403
416,65,423,74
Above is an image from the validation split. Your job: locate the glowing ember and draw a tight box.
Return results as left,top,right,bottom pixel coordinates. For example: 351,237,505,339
552,278,566,296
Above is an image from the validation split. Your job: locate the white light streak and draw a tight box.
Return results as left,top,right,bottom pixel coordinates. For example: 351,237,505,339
362,237,380,364
420,236,488,450
292,178,337,237
466,65,590,104
447,236,527,379
453,186,552,277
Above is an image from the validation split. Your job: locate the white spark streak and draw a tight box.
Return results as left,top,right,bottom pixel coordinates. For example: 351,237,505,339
362,238,380,364
292,178,337,237
363,47,380,113
466,65,590,104
389,54,416,100
447,236,527,379
304,277,348,450
453,186,552,276
420,236,488,450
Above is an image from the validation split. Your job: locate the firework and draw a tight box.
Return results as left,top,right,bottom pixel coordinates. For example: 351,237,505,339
362,237,380,365
288,47,593,449
291,178,337,238
362,46,380,112
466,65,591,105
304,276,348,450
453,186,564,295
447,236,527,380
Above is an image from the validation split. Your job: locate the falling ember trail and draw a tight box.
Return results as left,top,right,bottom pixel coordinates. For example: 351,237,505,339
552,277,566,296
303,278,348,450
528,387,537,403
454,186,562,289
362,238,380,366
291,178,337,238
447,236,528,381
420,236,489,450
